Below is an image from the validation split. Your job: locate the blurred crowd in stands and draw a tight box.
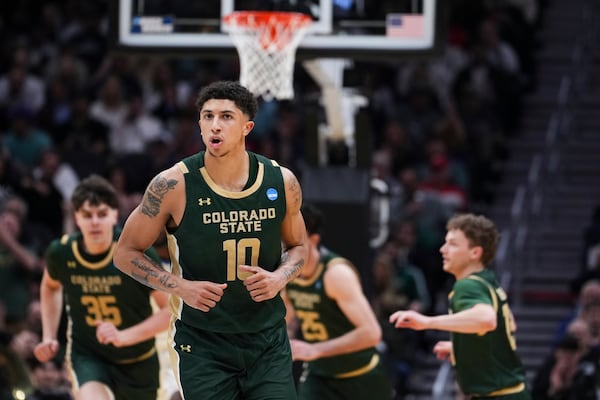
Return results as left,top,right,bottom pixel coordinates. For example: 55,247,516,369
0,0,563,398
530,206,600,399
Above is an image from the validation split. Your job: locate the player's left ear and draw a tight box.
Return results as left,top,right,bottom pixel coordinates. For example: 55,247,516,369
310,233,320,247
243,120,255,136
470,245,483,261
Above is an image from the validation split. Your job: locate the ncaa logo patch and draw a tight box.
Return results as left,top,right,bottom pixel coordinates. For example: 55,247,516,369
266,188,278,201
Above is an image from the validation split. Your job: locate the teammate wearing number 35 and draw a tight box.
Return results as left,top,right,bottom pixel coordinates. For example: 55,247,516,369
114,81,309,400
389,213,531,400
34,174,170,400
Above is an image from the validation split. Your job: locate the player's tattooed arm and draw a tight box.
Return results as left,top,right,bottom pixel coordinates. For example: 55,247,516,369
278,167,307,284
141,174,177,217
279,251,304,282
287,173,302,208
130,256,177,290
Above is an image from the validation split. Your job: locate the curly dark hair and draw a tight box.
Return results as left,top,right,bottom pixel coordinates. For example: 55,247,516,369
71,174,119,211
446,213,499,266
195,81,258,120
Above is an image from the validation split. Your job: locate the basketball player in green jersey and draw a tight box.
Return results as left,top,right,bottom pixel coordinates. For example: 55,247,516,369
34,175,171,400
113,81,309,399
284,204,393,399
390,213,531,399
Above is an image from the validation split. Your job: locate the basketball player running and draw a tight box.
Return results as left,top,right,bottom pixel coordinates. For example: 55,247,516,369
284,203,393,399
34,174,170,400
390,213,531,399
114,81,309,399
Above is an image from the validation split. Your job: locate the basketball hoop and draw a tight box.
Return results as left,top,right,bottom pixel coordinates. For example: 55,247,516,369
223,11,312,101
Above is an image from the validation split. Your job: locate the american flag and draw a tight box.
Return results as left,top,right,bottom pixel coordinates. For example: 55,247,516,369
386,14,424,38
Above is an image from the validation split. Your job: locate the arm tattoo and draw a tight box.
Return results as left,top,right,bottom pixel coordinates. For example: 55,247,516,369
280,251,289,264
288,175,301,206
130,257,177,290
282,259,304,281
141,175,177,217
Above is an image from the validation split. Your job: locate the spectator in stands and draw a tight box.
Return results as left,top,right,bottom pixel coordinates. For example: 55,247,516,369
88,74,128,139
10,328,40,362
170,109,204,158
418,154,469,213
59,90,110,179
2,104,53,174
27,358,72,400
452,78,505,205
397,60,455,114
0,194,44,332
109,94,166,156
0,146,23,192
394,166,452,304
141,59,176,116
372,253,421,399
386,219,432,313
93,54,143,103
16,148,68,239
25,299,43,338
558,280,600,343
566,318,599,353
0,65,46,116
577,300,600,346
531,330,598,400
476,16,524,133
581,205,600,269
417,137,470,192
531,334,585,400
106,163,144,226
396,81,447,153
63,3,108,76
0,337,33,399
37,79,74,146
262,103,306,173
44,45,89,95
377,119,421,173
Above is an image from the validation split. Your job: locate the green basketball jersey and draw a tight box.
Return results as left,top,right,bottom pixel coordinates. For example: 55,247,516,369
449,269,527,396
45,228,160,364
167,151,287,333
286,247,378,378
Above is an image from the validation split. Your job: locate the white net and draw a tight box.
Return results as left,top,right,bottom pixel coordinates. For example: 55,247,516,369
223,12,312,101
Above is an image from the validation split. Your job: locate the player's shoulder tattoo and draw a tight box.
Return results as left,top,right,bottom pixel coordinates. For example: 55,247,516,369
141,173,178,217
283,167,302,208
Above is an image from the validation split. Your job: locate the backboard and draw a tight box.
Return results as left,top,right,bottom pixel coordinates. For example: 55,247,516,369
109,0,447,60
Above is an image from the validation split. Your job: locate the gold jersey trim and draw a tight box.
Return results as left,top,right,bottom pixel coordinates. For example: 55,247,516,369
116,347,157,364
291,262,325,286
166,232,184,319
472,382,526,397
335,353,380,379
177,160,189,174
72,242,116,270
199,162,264,199
467,275,498,312
291,257,355,287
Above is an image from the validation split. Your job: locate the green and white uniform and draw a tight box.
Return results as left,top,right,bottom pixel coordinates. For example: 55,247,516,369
45,228,161,400
449,269,531,399
286,247,393,400
167,151,296,399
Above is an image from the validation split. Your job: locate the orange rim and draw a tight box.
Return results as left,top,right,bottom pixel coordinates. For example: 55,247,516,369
223,11,312,28
223,11,312,50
